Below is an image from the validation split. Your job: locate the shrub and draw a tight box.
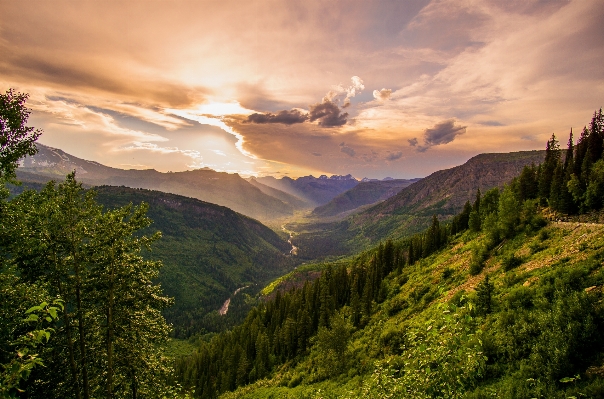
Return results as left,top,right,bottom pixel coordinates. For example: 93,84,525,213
501,254,523,271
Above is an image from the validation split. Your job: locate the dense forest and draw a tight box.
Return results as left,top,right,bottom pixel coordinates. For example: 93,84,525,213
2,87,604,398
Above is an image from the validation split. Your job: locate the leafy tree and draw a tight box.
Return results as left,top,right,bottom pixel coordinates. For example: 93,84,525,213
585,159,604,210
1,175,173,398
0,89,42,181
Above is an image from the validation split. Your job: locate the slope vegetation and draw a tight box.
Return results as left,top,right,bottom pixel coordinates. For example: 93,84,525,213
175,194,604,398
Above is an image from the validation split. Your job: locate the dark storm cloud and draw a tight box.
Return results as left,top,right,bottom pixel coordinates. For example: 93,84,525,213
309,100,348,127
385,151,403,161
247,109,308,124
424,120,466,146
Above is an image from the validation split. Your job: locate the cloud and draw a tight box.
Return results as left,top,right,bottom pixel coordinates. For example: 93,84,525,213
424,119,466,146
373,88,392,101
408,137,418,147
312,152,322,156
309,100,348,127
479,120,505,126
339,142,356,157
385,151,403,161
247,109,308,124
331,76,365,107
244,76,361,127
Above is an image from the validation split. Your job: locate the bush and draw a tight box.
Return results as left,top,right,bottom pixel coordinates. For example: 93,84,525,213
501,254,523,271
470,245,489,276
442,267,454,280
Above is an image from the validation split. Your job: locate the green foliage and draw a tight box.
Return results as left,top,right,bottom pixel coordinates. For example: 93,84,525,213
474,275,494,315
501,253,522,271
0,299,62,398
1,174,174,398
310,313,351,378
470,244,489,276
0,89,42,182
349,307,485,399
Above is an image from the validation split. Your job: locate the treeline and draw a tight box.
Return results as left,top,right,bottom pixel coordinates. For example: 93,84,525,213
518,108,604,214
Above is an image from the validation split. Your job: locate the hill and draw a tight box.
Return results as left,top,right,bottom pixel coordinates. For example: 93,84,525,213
175,201,604,399
17,144,296,221
255,174,359,206
292,151,547,259
92,186,297,337
311,178,421,218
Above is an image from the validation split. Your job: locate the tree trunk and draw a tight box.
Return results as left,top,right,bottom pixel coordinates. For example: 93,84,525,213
58,281,82,399
106,255,115,399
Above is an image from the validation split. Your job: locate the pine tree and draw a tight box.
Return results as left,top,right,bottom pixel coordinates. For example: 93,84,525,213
475,274,494,315
538,133,561,204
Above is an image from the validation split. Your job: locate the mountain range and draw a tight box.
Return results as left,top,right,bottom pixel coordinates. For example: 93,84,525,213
291,150,547,259
18,144,380,221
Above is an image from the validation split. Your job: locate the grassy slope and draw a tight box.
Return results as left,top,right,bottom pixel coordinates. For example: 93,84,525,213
220,221,604,398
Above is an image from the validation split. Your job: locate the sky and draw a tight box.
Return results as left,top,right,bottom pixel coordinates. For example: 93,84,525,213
1,0,603,179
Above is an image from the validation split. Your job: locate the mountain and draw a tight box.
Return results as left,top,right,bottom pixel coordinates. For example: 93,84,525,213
292,151,547,259
256,174,359,206
17,144,296,221
311,178,421,218
92,186,296,338
247,177,311,210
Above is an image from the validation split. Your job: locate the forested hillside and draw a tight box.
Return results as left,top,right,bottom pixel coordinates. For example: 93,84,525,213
93,186,297,337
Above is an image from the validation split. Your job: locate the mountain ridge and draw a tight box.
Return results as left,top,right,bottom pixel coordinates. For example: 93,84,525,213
18,144,296,221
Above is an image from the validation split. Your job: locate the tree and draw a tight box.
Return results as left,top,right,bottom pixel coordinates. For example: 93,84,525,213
2,175,173,398
475,274,494,315
0,89,42,181
498,185,520,238
538,133,561,204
